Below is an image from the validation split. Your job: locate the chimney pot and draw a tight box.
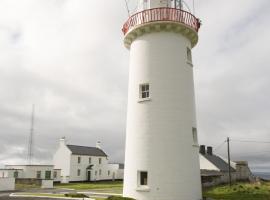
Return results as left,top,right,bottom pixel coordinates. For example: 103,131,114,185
207,146,213,155
199,145,206,155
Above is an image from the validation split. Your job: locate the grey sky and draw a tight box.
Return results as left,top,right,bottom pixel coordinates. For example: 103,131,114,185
0,0,269,172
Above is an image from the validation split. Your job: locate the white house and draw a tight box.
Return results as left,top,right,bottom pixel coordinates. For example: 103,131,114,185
199,145,253,187
53,138,123,183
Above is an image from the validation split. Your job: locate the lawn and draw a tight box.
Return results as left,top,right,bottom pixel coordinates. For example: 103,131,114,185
55,181,123,191
203,182,270,200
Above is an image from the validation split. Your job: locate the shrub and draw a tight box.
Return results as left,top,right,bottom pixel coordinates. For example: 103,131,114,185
64,193,89,198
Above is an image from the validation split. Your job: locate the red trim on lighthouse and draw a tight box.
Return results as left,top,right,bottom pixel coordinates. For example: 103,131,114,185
122,7,200,35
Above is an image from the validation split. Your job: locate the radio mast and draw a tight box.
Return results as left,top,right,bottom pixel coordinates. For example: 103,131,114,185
27,104,35,165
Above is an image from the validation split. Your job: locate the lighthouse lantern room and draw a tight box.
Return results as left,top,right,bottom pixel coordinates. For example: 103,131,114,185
122,0,202,199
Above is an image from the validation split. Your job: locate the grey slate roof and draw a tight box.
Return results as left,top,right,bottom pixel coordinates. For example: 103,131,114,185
202,153,235,172
67,145,107,157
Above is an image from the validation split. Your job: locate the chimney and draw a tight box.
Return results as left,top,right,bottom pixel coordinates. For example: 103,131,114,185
199,145,206,155
207,146,213,155
96,141,101,149
60,137,66,146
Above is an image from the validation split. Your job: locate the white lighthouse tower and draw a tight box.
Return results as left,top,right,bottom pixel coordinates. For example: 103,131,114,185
122,0,202,200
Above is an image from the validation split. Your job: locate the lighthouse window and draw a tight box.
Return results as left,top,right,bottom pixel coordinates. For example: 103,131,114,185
192,127,198,144
187,47,192,63
140,84,150,99
138,171,148,186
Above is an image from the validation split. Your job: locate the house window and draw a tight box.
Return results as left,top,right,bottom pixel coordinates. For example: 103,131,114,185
53,171,57,179
78,157,81,164
139,84,150,99
187,47,192,63
14,171,19,178
89,157,91,164
108,170,110,176
99,169,102,176
36,171,41,179
99,158,102,164
95,171,97,176
45,171,51,179
77,169,81,176
192,127,198,144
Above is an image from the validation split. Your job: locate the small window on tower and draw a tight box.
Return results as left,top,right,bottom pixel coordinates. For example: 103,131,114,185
138,171,148,186
192,127,198,144
139,84,150,99
187,47,192,64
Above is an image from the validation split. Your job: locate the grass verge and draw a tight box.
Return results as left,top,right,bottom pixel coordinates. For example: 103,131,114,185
203,182,270,200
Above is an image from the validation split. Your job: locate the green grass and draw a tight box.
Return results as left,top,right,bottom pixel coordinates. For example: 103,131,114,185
15,183,40,190
203,182,270,200
55,181,123,191
17,193,65,198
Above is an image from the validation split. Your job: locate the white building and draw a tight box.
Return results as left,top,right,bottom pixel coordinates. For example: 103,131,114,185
122,0,202,199
199,145,253,187
53,138,123,183
1,165,61,182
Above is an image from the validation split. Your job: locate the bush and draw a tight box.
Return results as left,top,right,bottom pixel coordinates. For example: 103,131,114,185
64,193,89,198
107,196,136,200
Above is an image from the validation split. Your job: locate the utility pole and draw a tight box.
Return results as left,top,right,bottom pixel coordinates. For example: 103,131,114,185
27,104,35,165
227,137,232,186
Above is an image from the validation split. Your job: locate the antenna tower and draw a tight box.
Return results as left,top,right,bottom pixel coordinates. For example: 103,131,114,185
27,104,35,165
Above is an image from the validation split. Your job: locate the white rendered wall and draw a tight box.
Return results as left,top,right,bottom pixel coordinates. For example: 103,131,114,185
124,32,202,200
69,155,109,182
199,155,220,171
53,140,72,182
0,178,15,191
5,165,54,179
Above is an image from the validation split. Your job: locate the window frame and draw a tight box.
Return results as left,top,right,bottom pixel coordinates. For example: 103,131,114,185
192,127,198,145
139,83,150,102
45,171,51,180
36,171,41,179
99,158,102,164
78,156,81,164
77,169,81,176
138,171,148,186
187,47,193,65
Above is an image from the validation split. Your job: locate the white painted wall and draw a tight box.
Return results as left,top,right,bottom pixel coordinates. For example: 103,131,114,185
0,169,23,179
199,155,220,171
124,30,202,200
53,138,72,182
41,180,54,189
70,155,109,182
0,178,15,191
5,165,54,179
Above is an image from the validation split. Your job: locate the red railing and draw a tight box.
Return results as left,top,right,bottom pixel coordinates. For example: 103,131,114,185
122,7,200,35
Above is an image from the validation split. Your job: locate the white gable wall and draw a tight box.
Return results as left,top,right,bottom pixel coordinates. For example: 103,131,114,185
199,155,220,171
53,140,72,182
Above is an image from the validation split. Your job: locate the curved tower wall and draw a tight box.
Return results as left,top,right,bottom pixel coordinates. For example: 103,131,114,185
123,29,202,200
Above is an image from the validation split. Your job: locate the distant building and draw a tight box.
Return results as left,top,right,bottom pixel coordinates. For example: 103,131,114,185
199,145,253,187
53,138,123,183
0,165,61,182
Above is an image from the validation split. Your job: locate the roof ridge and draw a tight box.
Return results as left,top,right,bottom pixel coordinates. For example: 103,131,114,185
67,144,98,149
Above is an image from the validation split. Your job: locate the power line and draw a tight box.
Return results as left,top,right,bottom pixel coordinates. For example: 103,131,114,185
214,140,226,152
231,139,270,144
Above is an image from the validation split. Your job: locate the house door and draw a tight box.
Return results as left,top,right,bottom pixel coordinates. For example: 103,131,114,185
87,171,91,182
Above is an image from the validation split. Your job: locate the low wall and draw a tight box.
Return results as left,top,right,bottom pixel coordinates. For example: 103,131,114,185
16,178,42,186
41,180,54,189
0,178,15,191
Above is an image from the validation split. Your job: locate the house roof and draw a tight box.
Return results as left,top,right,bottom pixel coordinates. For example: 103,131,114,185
67,145,107,157
202,153,235,172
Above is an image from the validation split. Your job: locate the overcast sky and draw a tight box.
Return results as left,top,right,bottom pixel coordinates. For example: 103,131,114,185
0,0,269,172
